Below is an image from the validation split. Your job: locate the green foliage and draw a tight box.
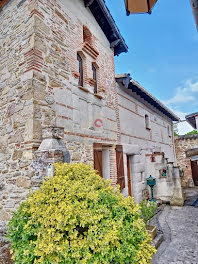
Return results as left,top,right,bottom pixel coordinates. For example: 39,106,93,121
174,131,179,136
7,163,156,264
186,130,198,135
139,200,157,224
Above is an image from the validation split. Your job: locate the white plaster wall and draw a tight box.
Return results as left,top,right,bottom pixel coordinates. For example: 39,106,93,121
117,83,175,163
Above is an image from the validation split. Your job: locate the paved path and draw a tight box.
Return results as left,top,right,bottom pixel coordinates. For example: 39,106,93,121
152,188,198,264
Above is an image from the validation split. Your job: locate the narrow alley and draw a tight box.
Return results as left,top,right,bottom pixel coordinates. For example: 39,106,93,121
153,188,198,264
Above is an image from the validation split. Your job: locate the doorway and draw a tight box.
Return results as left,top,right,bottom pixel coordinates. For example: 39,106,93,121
191,159,198,186
127,155,132,196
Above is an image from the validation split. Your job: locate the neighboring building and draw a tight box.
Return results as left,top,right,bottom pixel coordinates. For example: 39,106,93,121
116,74,183,204
175,113,198,187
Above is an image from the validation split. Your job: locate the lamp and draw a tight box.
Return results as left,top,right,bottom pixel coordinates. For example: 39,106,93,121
125,0,158,15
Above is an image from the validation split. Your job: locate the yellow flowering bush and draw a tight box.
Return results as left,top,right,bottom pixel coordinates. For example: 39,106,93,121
7,163,156,264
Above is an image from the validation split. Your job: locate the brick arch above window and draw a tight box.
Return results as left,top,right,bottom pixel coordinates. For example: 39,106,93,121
83,25,94,46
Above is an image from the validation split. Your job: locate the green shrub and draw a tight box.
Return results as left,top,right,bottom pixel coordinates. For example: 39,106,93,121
7,163,156,264
139,200,157,224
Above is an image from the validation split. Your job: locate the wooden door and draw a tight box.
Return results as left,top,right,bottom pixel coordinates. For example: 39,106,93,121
127,156,132,196
191,160,198,186
93,143,103,177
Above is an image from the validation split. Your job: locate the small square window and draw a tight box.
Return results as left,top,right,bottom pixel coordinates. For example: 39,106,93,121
145,115,151,130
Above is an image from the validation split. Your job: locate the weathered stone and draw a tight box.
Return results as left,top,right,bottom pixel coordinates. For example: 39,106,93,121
12,150,23,161
72,152,82,161
49,79,61,88
16,177,31,188
34,16,50,35
6,103,15,117
0,210,10,221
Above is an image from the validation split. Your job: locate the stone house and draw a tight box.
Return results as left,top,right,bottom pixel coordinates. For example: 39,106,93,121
116,74,183,205
0,0,129,260
0,0,183,261
175,112,198,187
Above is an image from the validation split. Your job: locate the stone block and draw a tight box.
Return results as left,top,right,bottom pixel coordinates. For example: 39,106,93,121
72,152,82,161
123,144,140,155
0,209,10,221
34,16,50,35
12,150,23,161
131,163,145,173
16,177,31,189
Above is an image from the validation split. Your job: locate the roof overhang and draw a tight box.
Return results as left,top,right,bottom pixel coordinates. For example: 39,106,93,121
84,0,128,56
186,112,198,129
125,0,158,15
190,0,198,31
116,74,179,122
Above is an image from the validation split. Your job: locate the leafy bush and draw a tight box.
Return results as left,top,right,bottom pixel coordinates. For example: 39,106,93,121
139,200,157,224
186,130,198,135
8,163,156,264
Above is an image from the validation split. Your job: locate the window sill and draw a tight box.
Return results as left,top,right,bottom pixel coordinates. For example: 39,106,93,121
78,86,89,93
94,93,103,100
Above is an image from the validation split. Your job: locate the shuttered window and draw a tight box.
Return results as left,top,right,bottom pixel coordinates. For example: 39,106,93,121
93,143,103,177
116,145,125,191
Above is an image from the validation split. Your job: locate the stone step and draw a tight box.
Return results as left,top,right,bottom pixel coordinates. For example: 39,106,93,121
152,232,164,249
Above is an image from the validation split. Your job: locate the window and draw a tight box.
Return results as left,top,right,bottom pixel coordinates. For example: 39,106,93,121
167,125,171,137
92,63,97,93
145,114,151,130
77,53,83,87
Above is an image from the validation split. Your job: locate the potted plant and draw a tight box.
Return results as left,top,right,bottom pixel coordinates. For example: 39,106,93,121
140,199,157,240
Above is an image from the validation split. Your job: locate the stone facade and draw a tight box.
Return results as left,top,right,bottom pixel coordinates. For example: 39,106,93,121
175,135,198,187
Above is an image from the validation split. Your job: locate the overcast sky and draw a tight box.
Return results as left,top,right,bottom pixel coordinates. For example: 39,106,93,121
105,0,198,135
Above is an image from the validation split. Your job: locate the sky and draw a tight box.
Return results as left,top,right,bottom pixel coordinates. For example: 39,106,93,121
105,0,198,135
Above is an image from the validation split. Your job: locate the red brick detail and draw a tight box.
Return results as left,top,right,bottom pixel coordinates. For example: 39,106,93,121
30,9,44,19
56,102,74,110
57,115,72,120
24,48,43,73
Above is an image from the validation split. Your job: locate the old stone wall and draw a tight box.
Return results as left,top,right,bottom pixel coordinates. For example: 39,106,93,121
175,135,198,187
0,0,39,262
